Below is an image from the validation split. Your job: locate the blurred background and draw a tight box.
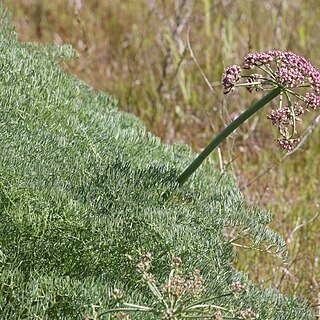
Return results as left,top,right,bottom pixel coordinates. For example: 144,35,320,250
4,0,320,311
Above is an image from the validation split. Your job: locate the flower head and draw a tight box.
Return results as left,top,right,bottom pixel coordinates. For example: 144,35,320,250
221,64,242,94
304,92,320,109
162,269,204,298
239,308,257,320
222,50,320,150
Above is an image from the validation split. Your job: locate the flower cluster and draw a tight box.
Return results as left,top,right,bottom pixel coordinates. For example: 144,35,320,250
221,64,242,93
162,268,204,298
106,253,257,320
277,137,300,151
136,252,152,273
112,288,123,301
239,308,257,320
267,104,304,126
231,280,245,292
136,252,157,284
113,312,128,320
305,92,320,109
221,50,320,150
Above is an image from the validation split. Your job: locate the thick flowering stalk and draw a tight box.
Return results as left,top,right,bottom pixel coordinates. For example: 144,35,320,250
177,51,320,185
177,88,280,185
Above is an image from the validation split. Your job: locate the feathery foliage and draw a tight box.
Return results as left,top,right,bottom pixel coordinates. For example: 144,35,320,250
0,7,313,319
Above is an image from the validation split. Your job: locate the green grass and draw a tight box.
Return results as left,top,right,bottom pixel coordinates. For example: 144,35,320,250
2,0,320,316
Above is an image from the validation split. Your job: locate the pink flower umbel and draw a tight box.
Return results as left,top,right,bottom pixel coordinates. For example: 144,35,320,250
221,50,320,150
178,51,319,184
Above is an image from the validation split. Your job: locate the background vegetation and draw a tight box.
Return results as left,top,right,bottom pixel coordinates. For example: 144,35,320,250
4,0,320,314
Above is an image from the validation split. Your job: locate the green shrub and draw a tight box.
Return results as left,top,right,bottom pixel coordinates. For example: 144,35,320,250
0,7,313,319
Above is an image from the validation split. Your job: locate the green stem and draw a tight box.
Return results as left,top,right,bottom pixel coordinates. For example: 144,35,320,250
177,87,281,184
98,306,152,318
